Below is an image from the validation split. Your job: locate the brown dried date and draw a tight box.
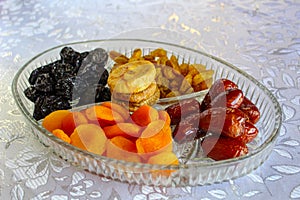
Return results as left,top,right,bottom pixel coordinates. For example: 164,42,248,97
201,136,249,161
236,121,258,143
198,107,247,138
172,113,201,143
165,98,200,125
239,97,260,124
172,107,248,143
200,79,238,111
209,88,244,109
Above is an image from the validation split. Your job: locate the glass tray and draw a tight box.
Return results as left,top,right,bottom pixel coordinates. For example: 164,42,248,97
12,39,282,187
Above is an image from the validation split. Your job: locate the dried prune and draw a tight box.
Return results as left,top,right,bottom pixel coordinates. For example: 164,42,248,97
95,85,111,102
24,46,110,120
55,77,75,100
98,69,109,85
34,73,55,93
60,47,82,66
33,95,71,120
28,61,57,85
77,48,108,76
24,86,43,102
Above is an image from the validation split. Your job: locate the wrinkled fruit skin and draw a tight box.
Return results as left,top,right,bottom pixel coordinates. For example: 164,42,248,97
198,107,247,138
239,97,260,124
236,121,258,143
166,78,261,160
172,113,200,143
172,107,248,143
200,78,238,111
201,136,249,161
210,88,244,109
165,98,200,125
24,47,111,120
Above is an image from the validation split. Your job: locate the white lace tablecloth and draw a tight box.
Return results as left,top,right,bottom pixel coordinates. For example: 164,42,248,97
1,0,300,199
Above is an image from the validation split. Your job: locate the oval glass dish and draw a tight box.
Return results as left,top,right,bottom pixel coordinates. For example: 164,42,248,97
12,39,282,187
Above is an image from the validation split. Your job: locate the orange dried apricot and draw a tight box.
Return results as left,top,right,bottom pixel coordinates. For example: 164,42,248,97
52,129,71,143
106,136,141,163
101,101,130,121
147,151,179,176
84,105,125,127
103,122,141,139
61,111,88,136
70,124,107,155
131,105,159,127
42,110,71,132
158,110,171,126
136,120,172,154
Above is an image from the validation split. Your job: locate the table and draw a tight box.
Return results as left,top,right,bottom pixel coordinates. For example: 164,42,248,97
1,0,299,199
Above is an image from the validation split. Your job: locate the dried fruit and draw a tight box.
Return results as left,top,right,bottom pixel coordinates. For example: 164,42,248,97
165,98,201,125
201,136,248,161
24,47,109,120
239,97,260,124
131,105,159,127
70,124,107,155
109,48,214,99
200,78,238,111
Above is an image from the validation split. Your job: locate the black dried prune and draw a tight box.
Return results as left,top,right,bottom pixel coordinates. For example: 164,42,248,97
60,47,81,65
77,48,108,75
95,85,111,102
28,61,59,85
25,46,111,120
24,86,44,102
33,95,71,120
72,76,91,100
76,85,98,106
83,48,108,66
55,77,75,100
98,69,109,85
52,62,76,81
34,73,55,93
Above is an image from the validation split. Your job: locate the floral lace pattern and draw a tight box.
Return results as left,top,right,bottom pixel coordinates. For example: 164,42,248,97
1,0,300,199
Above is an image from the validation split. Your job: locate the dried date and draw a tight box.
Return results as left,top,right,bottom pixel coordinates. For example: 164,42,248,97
200,78,238,111
239,97,260,124
165,98,200,125
198,107,247,138
236,121,258,143
201,136,248,161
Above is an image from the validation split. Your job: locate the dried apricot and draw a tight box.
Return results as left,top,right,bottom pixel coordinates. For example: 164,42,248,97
136,120,172,154
131,105,159,127
103,122,141,139
42,110,71,132
85,105,124,127
106,136,141,163
101,101,130,121
52,129,71,143
70,124,107,155
61,111,88,136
